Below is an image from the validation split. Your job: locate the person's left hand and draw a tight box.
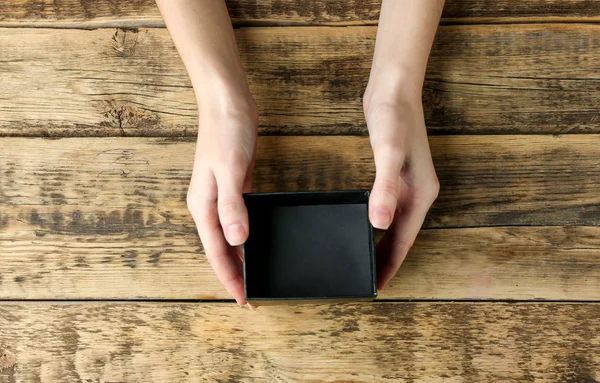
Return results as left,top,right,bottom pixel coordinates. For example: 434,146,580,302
363,78,440,290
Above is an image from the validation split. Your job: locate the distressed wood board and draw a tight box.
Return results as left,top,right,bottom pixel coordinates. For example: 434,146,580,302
0,303,598,382
1,0,599,27
1,136,598,227
1,25,600,137
1,223,599,301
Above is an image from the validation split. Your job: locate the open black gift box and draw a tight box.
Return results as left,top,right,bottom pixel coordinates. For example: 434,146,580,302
242,190,377,305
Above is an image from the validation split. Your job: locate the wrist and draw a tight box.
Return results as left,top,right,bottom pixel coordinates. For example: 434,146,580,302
194,72,258,122
364,66,423,113
187,54,252,104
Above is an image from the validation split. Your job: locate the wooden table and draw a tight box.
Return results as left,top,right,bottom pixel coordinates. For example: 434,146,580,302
1,1,599,381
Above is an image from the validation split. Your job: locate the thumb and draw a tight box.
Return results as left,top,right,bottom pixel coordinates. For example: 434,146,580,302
215,164,250,246
369,143,405,230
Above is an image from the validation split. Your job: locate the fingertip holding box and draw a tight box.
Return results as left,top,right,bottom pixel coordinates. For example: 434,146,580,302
242,190,377,305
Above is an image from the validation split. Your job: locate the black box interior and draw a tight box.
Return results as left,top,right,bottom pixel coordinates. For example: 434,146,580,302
243,190,377,305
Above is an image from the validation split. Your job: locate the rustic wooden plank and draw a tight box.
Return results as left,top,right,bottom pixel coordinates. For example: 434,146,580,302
2,25,600,137
1,135,598,229
1,0,599,27
442,0,600,24
0,303,598,382
0,136,599,300
2,221,599,300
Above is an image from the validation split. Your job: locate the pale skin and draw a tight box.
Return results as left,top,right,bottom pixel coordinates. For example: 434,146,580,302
156,0,443,307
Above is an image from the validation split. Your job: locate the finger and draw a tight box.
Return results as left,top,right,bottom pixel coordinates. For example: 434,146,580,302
369,144,405,230
188,171,246,305
376,188,434,290
242,150,256,194
214,157,250,246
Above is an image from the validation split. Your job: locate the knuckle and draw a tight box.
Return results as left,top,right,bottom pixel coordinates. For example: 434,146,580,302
376,177,400,201
186,191,199,213
218,196,244,220
432,176,441,198
422,174,441,202
412,172,440,207
186,192,216,230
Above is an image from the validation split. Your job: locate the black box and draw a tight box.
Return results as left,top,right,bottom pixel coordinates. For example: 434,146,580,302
242,190,377,305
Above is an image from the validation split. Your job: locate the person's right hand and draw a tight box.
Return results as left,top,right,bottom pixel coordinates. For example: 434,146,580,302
186,92,258,306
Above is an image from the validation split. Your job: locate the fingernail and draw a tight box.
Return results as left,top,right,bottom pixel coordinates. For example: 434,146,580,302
246,302,258,311
372,208,392,229
227,223,246,246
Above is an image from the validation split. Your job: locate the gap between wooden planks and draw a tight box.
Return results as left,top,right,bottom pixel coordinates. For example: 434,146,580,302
0,136,598,300
1,0,600,27
0,302,598,382
1,25,600,136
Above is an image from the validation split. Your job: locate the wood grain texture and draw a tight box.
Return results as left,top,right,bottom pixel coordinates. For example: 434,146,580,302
2,221,599,300
1,0,599,27
442,0,600,24
0,303,598,382
2,25,600,137
0,136,599,300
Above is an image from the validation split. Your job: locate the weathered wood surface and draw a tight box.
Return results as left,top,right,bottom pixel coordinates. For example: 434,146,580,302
2,1,598,380
2,25,600,137
2,221,599,300
0,136,599,300
0,303,598,382
1,135,598,227
1,0,599,28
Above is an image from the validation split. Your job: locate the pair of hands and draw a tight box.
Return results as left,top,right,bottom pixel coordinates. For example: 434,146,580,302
187,78,439,306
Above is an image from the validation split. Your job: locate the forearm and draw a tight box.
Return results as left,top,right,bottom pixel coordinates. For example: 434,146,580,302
364,2,443,278
156,0,252,111
369,0,444,100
